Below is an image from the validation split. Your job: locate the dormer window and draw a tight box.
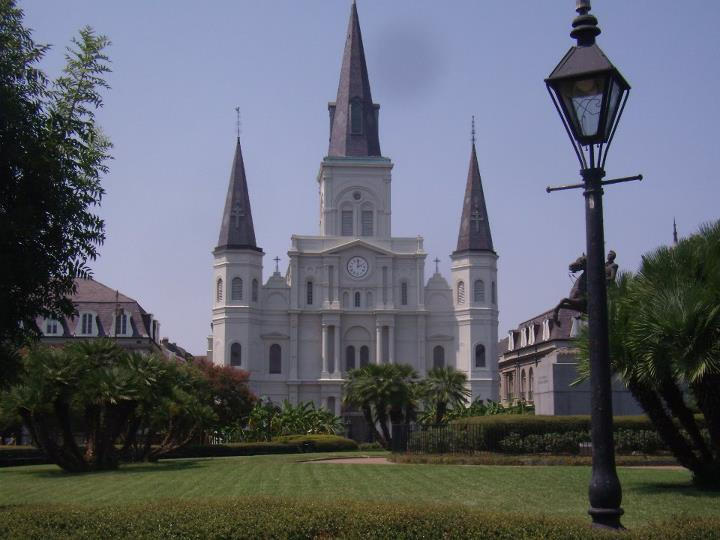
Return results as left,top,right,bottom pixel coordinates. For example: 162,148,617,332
44,319,62,336
528,325,535,346
79,313,95,336
520,327,527,348
508,331,515,351
350,99,363,135
114,310,129,336
542,318,551,341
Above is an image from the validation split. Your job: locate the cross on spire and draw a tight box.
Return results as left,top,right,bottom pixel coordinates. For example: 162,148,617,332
433,257,441,274
235,107,241,140
230,201,245,229
274,256,281,273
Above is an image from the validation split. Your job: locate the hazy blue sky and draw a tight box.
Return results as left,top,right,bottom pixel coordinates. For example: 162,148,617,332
22,1,720,355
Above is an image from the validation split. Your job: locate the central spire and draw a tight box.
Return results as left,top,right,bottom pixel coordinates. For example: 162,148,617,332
328,1,381,157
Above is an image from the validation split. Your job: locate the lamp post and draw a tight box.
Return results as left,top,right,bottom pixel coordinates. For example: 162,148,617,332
545,1,642,530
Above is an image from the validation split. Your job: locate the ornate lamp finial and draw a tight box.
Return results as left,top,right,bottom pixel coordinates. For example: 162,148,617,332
571,0,601,46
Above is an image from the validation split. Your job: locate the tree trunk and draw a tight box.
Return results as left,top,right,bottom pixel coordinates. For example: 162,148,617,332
52,399,85,470
628,379,702,472
692,375,720,456
435,401,447,426
660,378,712,462
361,405,385,447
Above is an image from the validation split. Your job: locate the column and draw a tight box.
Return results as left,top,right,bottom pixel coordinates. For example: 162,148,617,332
321,324,329,377
375,325,382,364
388,325,395,364
333,324,341,378
290,313,299,380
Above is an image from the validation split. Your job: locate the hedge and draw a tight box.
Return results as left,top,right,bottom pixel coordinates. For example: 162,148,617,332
1,435,358,467
1,498,718,539
389,453,678,467
164,434,358,459
406,415,706,455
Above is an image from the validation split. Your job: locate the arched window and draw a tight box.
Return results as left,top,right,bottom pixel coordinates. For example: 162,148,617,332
361,209,373,236
528,368,534,401
360,345,370,367
231,277,243,301
115,309,128,336
475,344,486,368
80,313,94,335
354,291,361,308
401,281,408,306
342,291,349,308
306,280,313,305
433,345,445,369
269,344,281,374
252,279,259,302
341,209,353,236
346,346,356,371
327,396,336,414
521,370,527,401
491,281,497,304
366,291,373,308
457,281,465,305
350,99,363,135
230,343,242,367
474,280,485,303
216,278,223,302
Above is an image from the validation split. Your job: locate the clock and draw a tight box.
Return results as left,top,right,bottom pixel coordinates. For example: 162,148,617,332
347,256,369,278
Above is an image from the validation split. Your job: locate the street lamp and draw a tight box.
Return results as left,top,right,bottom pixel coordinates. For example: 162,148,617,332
545,0,642,530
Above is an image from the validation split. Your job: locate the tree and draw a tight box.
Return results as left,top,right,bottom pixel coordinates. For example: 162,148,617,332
576,220,720,487
342,363,419,449
2,341,152,472
193,359,256,430
421,366,471,425
0,1,111,371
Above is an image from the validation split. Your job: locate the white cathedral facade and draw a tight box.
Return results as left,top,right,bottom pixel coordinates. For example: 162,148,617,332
208,2,499,417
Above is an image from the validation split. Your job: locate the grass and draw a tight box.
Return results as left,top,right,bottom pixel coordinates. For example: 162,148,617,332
1,451,718,528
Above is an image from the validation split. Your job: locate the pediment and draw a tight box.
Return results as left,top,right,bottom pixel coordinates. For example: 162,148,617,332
321,238,395,256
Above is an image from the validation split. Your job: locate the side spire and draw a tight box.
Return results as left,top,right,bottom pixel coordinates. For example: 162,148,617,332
216,128,261,252
328,1,381,157
455,121,494,254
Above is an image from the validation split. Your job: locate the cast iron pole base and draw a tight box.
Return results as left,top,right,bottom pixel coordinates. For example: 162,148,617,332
583,167,624,530
589,507,625,530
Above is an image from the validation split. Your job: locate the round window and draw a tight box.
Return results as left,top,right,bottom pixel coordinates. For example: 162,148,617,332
352,191,362,201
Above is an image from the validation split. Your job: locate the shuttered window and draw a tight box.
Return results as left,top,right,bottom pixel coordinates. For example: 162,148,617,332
361,210,373,236
341,210,353,236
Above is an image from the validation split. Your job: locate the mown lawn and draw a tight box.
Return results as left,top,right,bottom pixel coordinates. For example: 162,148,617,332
2,452,718,528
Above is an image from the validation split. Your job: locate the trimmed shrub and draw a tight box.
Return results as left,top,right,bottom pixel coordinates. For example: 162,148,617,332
164,435,357,459
0,445,47,467
358,441,384,451
0,498,717,539
403,415,704,455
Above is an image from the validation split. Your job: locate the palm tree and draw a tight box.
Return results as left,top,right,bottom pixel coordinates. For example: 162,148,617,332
576,220,720,487
422,366,471,425
342,363,419,448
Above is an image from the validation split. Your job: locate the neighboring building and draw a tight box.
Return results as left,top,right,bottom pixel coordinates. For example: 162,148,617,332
36,277,163,354
498,307,641,416
209,2,499,417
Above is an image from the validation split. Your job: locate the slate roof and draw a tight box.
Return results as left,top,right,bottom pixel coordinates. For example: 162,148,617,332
327,0,381,158
454,143,494,254
215,138,261,252
35,278,154,339
499,307,582,358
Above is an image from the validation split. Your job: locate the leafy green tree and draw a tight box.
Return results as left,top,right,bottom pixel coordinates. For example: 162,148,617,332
2,341,152,471
343,363,419,448
0,1,111,371
421,366,471,425
576,220,720,487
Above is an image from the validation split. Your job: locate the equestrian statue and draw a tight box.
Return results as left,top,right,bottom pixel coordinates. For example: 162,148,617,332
552,250,617,325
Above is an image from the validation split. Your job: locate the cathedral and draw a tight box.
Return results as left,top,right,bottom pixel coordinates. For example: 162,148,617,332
208,2,499,416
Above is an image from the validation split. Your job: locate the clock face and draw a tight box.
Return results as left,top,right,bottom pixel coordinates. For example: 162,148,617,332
347,256,369,278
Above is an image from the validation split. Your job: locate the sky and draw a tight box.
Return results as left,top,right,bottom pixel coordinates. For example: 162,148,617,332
21,1,720,355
